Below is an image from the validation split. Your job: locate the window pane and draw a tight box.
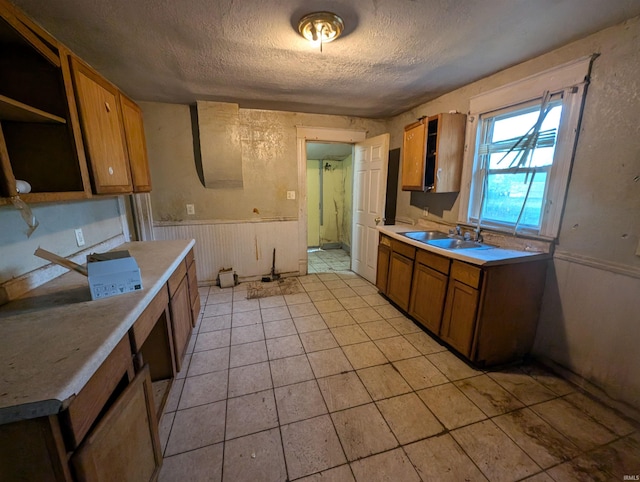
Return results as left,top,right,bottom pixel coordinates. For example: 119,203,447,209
481,171,548,227
491,104,562,143
492,110,539,142
487,105,562,170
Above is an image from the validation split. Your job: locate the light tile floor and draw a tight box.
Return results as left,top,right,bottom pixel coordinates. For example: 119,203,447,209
159,264,640,481
307,247,351,273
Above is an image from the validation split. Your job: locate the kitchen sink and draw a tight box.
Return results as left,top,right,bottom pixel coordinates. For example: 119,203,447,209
400,231,449,243
426,238,493,250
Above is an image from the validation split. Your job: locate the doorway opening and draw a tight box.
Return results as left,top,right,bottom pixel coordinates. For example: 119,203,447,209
306,142,353,273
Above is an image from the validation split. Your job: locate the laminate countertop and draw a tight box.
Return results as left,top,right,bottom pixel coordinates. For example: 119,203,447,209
378,225,551,266
0,239,194,424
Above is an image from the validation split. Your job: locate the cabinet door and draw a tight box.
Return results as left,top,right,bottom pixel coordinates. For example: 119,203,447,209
120,94,151,192
409,263,448,334
70,366,161,482
376,243,391,294
170,275,192,371
70,57,132,194
440,279,479,357
387,252,414,311
401,120,426,190
432,113,466,193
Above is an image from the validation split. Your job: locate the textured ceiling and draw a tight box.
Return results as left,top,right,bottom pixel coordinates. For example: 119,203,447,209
11,0,640,118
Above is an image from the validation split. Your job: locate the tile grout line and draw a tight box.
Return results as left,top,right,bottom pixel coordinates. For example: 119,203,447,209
164,261,639,480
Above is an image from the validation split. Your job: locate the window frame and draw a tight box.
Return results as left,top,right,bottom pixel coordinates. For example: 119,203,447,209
458,56,595,239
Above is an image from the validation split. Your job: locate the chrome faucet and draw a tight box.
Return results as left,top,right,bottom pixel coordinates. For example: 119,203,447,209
473,227,483,242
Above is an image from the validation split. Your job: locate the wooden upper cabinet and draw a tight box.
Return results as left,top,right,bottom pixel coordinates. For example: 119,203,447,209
0,1,92,204
401,119,427,191
120,94,151,192
1,0,154,202
401,113,466,193
70,57,132,194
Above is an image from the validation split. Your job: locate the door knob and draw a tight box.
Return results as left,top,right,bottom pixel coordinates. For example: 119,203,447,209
375,217,381,225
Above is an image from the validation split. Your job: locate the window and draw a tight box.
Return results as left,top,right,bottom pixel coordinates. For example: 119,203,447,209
459,56,595,239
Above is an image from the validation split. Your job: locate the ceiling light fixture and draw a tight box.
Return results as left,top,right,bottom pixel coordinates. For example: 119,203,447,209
297,11,344,52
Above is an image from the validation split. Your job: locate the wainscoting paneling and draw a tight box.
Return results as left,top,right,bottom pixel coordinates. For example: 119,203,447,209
153,220,299,283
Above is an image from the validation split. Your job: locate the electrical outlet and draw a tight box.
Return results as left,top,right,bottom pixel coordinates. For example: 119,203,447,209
287,191,296,200
186,204,195,215
75,228,85,247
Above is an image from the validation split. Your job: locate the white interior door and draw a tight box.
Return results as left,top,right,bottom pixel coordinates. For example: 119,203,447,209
352,133,389,283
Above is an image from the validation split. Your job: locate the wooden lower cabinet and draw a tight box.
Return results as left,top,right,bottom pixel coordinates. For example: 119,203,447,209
387,252,414,311
61,336,135,450
409,262,448,334
166,252,193,372
71,366,162,482
169,276,192,371
0,416,72,482
0,245,200,481
377,236,548,366
376,242,391,294
0,341,160,482
130,287,175,419
385,238,416,311
440,279,479,357
186,255,201,327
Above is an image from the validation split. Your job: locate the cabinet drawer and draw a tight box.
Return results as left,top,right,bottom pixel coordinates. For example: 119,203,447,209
416,249,450,275
167,260,187,298
379,234,391,247
450,261,482,289
60,336,133,450
130,287,169,352
390,238,416,260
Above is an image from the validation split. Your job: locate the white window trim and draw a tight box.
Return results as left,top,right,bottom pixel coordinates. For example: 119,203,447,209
458,55,595,239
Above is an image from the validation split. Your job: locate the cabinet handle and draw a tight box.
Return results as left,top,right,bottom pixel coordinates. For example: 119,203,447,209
105,101,111,113
436,168,442,185
108,166,114,175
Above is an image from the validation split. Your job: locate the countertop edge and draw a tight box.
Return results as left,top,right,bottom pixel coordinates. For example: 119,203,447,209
377,225,551,266
0,239,195,425
57,239,195,404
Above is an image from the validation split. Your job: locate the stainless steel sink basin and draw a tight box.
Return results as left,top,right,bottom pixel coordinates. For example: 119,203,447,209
426,238,493,250
400,231,449,243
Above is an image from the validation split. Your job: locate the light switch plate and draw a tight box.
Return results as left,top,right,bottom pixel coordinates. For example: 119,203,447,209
75,228,85,247
186,204,195,215
287,191,296,200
